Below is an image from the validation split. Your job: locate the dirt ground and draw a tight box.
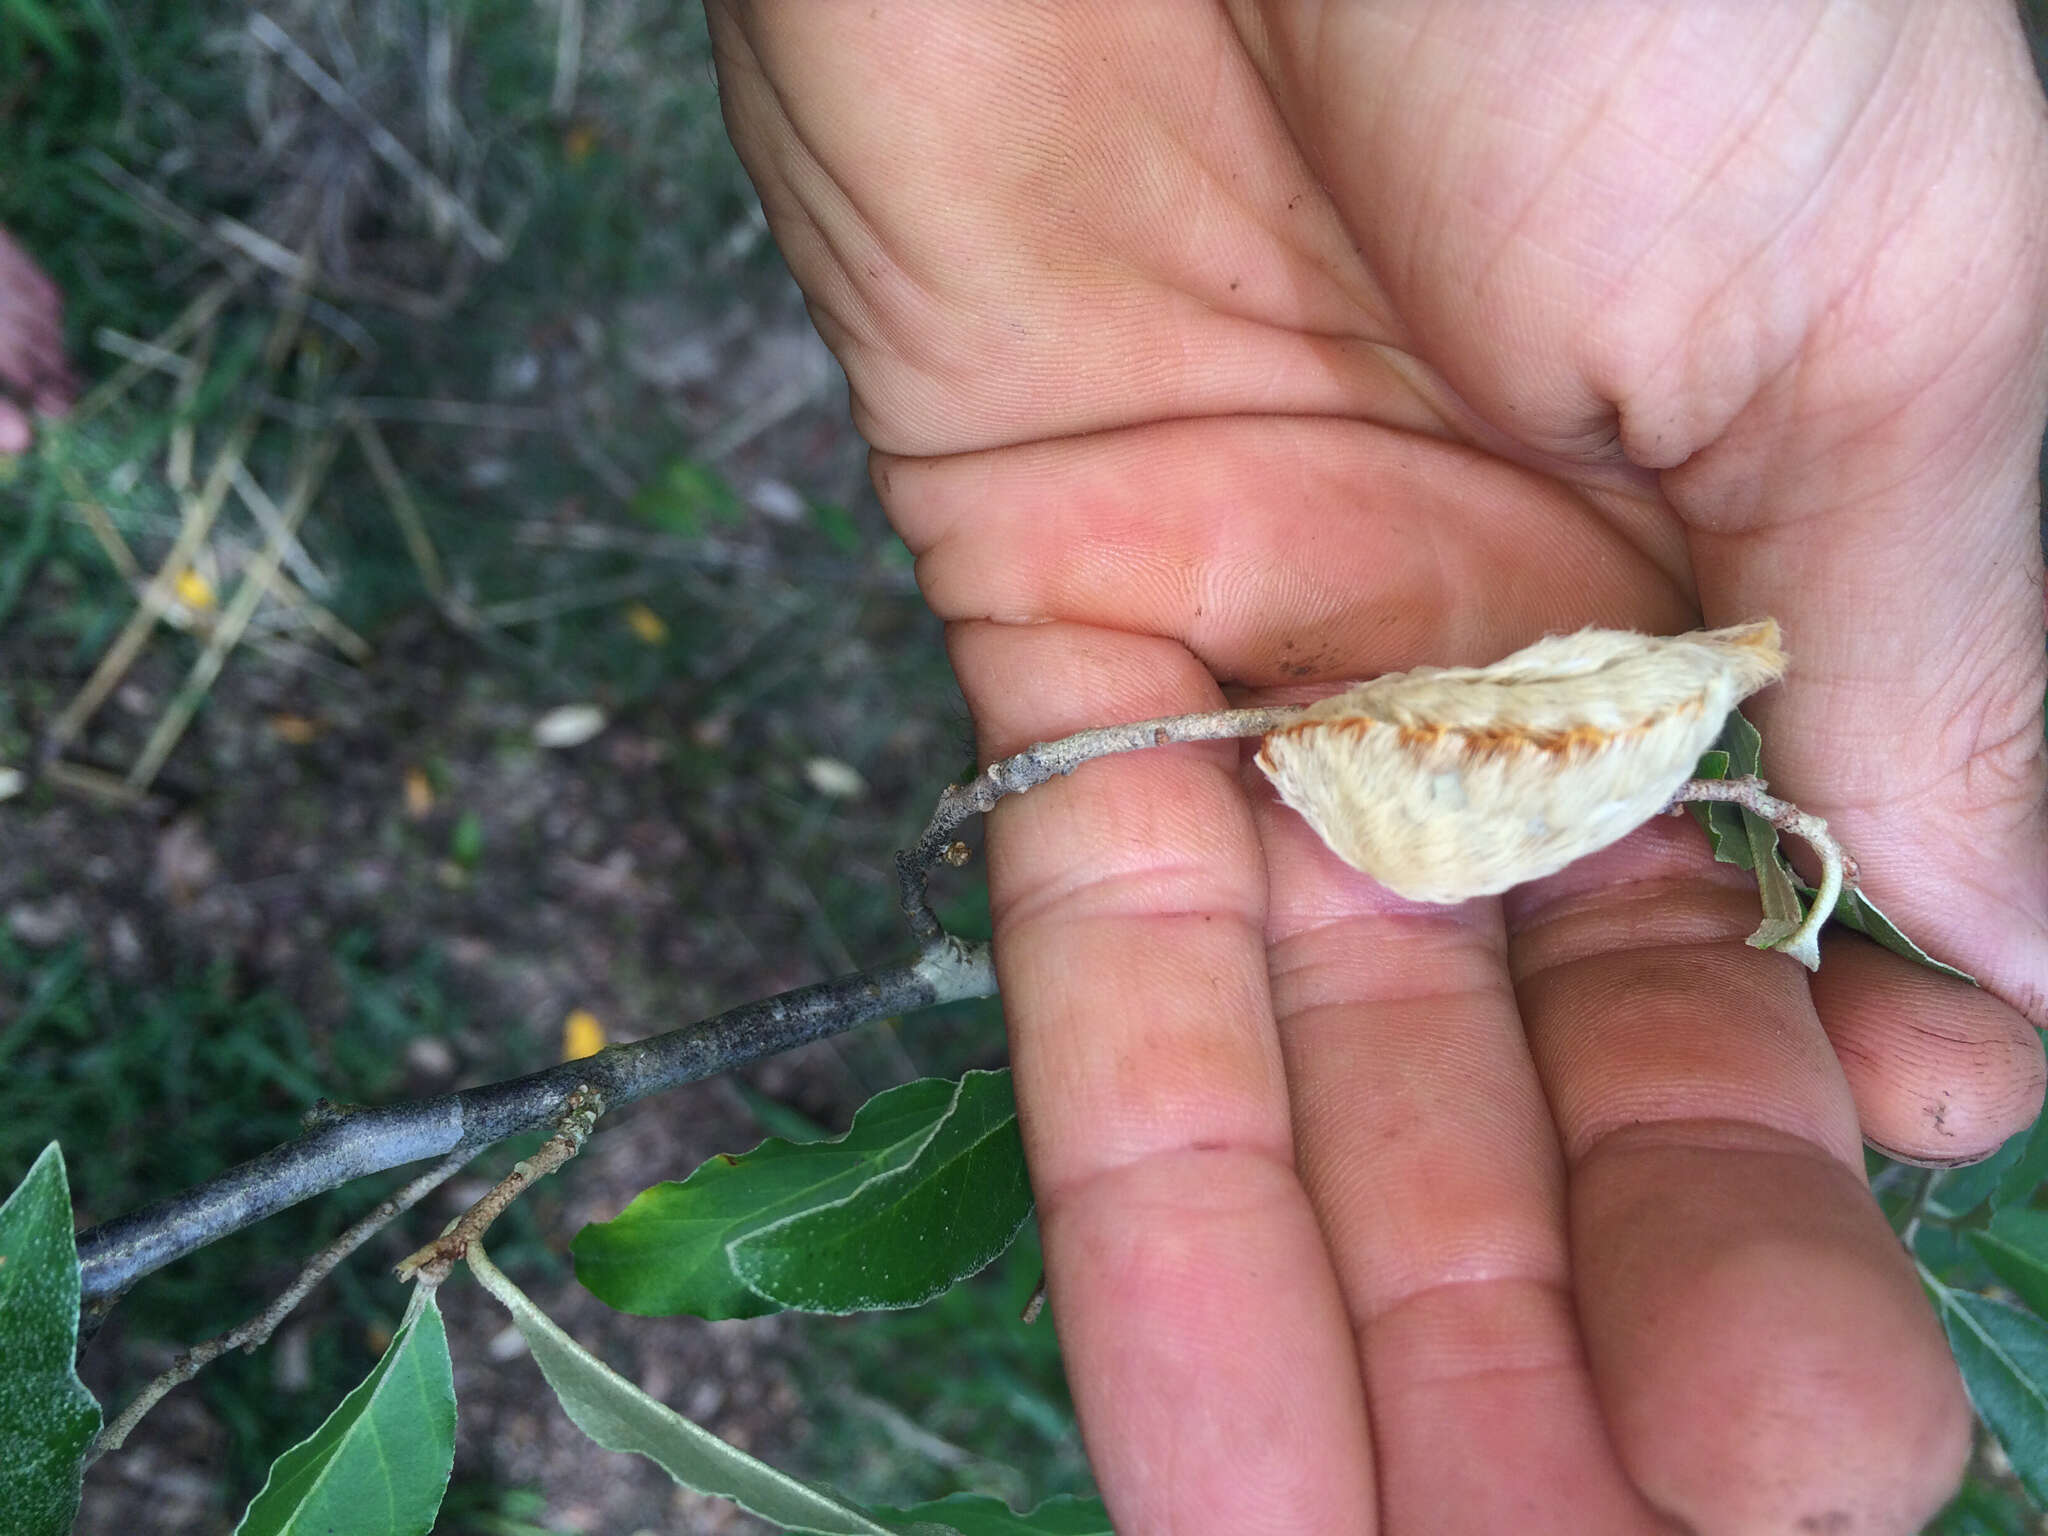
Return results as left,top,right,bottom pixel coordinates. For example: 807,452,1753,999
25,268,1011,1534
0,7,1055,1528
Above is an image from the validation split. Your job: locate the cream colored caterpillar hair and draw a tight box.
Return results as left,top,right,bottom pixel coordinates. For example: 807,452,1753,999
1255,620,1787,902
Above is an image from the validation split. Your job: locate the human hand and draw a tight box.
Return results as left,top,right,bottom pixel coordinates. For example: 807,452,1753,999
709,3,2048,1529
0,228,73,454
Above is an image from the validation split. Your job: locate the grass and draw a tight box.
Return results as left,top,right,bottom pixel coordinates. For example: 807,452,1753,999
0,929,482,1489
1,1,1067,1528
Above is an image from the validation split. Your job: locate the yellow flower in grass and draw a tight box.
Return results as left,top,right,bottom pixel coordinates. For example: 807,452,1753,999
562,1008,606,1061
173,567,216,611
624,602,668,645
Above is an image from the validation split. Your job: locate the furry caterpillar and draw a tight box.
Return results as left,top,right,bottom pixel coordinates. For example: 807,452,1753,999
1255,620,1788,902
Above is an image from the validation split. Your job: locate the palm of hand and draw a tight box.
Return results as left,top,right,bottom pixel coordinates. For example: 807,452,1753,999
712,3,2048,1529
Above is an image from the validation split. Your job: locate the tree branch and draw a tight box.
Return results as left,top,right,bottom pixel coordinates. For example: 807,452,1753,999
85,1152,470,1465
896,703,1306,938
396,1084,603,1286
75,938,995,1311
1671,774,1855,965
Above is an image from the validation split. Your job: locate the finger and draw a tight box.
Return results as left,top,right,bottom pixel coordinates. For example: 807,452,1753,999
1251,779,1671,1533
709,0,1410,459
0,402,31,455
1508,818,1973,1531
1238,0,2048,1084
951,616,1377,1533
1680,3,2048,1042
1808,936,2045,1165
881,415,1696,689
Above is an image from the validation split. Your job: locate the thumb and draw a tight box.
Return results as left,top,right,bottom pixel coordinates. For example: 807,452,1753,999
1662,21,2048,1149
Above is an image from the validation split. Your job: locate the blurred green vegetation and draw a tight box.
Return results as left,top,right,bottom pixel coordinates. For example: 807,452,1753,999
0,929,497,1492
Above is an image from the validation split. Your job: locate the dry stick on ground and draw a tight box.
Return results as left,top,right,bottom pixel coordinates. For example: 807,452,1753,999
84,1153,470,1467
44,257,314,758
246,566,373,664
397,1087,605,1287
75,937,996,1313
229,459,343,602
248,13,506,262
42,412,260,758
69,278,241,429
347,410,555,675
346,408,448,600
126,429,343,790
47,456,142,589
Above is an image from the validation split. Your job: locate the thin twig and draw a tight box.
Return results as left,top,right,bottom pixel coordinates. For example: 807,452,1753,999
397,1086,602,1286
166,317,216,497
249,567,372,662
346,409,446,598
47,456,141,587
248,13,506,261
37,760,159,810
85,1154,469,1466
231,461,337,599
91,328,198,384
75,938,995,1310
1669,775,1855,967
550,0,583,116
473,571,663,628
897,704,1307,939
70,278,240,427
43,411,260,756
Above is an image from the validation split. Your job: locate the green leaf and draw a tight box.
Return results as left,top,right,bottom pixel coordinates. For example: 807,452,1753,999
1930,1281,2048,1506
0,1144,101,1536
575,1076,958,1317
1936,1129,2037,1220
630,458,744,539
1971,1207,2048,1318
876,1494,1113,1535
574,1073,1031,1319
1720,708,1764,778
449,810,484,868
1994,1102,2048,1212
1685,714,1767,875
234,1292,455,1536
1687,710,1973,979
811,501,864,555
467,1240,901,1535
1929,1477,2038,1536
1821,884,1977,985
731,1069,1033,1313
1685,747,1750,866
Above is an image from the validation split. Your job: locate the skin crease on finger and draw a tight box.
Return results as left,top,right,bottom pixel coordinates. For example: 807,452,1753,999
704,1,2048,1529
